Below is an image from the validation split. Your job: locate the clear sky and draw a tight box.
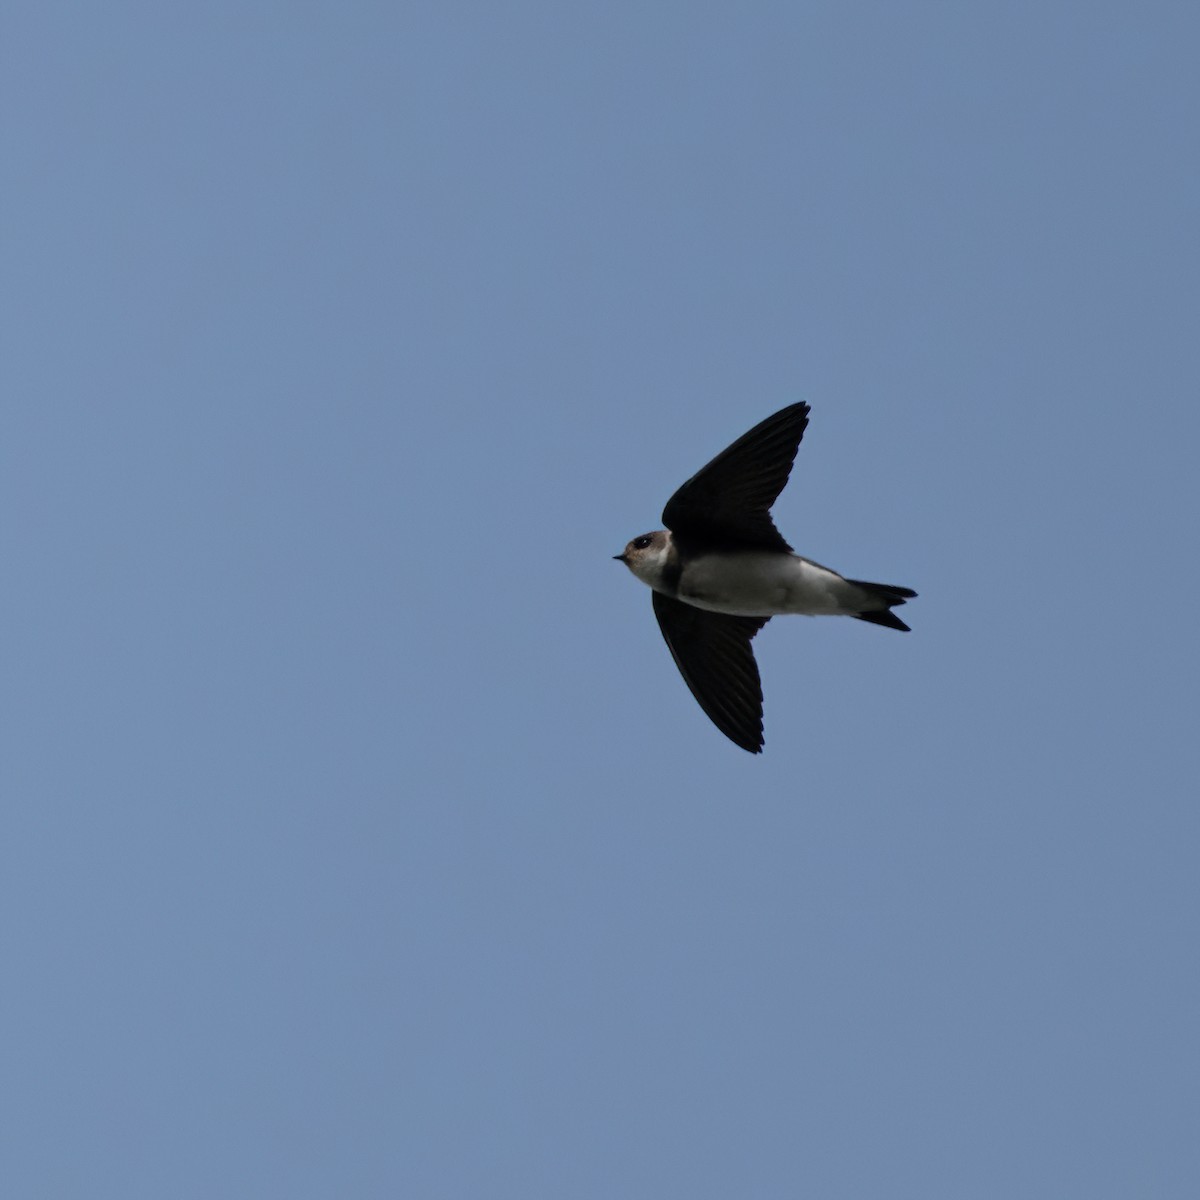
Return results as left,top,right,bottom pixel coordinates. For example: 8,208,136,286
3,3,1198,1197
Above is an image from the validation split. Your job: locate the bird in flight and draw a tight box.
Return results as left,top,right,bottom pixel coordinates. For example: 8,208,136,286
614,403,915,753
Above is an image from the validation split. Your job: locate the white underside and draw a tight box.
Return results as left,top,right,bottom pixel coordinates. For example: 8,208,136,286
676,552,865,617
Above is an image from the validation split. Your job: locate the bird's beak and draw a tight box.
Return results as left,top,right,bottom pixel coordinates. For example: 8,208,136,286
613,553,628,563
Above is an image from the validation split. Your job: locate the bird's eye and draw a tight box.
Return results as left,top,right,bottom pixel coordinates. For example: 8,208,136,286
633,535,653,550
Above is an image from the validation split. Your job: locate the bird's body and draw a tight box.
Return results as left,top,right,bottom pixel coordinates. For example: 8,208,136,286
614,402,916,753
623,536,886,619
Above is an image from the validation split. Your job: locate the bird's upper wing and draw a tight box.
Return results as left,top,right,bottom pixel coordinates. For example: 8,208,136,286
652,590,771,754
661,402,810,552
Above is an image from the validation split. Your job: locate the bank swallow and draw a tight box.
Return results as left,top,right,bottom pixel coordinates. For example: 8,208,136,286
615,403,916,753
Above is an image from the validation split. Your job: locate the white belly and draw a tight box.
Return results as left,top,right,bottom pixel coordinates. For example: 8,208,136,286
677,552,855,617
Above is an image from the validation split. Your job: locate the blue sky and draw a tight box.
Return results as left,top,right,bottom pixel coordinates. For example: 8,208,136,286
3,4,1198,1197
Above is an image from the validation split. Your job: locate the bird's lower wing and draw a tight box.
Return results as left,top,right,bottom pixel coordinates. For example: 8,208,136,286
651,591,771,754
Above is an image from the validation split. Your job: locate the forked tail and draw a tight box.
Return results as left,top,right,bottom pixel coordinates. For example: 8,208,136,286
847,580,918,632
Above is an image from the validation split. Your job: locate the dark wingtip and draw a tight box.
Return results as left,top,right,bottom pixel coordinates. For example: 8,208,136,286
723,719,765,754
735,728,765,754
723,723,766,754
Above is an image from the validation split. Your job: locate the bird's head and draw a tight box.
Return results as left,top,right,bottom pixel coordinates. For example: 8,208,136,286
613,530,672,588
